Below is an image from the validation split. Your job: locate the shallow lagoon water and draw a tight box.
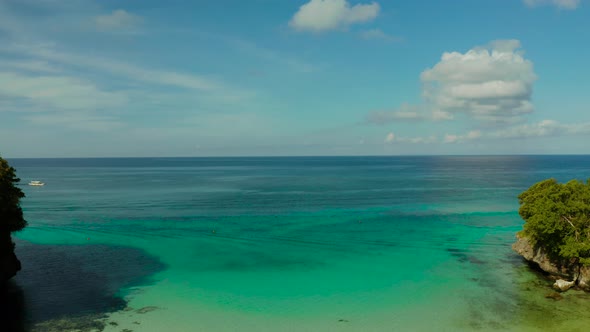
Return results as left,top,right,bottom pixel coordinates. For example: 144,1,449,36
8,156,590,331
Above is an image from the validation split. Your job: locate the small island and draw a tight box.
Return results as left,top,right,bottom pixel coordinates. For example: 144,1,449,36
513,178,590,292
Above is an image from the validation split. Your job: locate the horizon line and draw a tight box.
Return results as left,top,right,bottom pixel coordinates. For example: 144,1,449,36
4,153,590,159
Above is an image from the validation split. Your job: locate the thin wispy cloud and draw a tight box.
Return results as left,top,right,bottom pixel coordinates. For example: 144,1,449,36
438,120,590,144
384,132,437,144
0,1,257,133
228,38,317,73
1,41,256,101
24,112,124,132
366,104,441,125
0,42,258,131
0,59,59,73
523,0,581,9
95,9,143,32
489,120,590,138
0,72,127,111
443,130,481,144
135,29,319,75
359,28,401,42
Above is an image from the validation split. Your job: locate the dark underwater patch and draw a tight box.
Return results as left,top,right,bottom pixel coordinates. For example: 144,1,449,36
0,240,166,332
446,247,486,265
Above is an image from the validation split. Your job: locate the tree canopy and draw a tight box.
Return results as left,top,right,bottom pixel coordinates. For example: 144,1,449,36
518,178,590,265
0,157,26,232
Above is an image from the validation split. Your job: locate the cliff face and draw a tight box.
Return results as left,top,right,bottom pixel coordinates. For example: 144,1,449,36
0,231,21,283
512,234,590,291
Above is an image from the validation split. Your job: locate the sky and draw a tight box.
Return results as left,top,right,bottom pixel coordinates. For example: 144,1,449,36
0,0,589,157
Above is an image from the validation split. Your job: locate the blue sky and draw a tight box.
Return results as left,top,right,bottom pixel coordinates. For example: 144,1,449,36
0,0,589,157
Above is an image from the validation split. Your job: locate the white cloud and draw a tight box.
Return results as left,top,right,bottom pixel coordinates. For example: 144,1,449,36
359,28,400,42
523,0,581,9
466,130,482,139
421,39,537,123
290,0,380,32
95,9,143,31
384,132,437,144
443,134,459,144
432,109,454,121
399,135,437,144
489,120,590,138
443,130,481,144
384,132,395,143
366,103,451,124
365,40,536,125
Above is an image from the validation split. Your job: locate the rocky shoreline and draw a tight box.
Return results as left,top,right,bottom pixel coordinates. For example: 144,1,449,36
512,234,590,292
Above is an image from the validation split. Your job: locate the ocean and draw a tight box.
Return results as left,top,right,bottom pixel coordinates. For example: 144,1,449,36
6,156,590,331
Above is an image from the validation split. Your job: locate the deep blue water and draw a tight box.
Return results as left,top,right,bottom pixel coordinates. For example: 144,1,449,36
10,155,589,216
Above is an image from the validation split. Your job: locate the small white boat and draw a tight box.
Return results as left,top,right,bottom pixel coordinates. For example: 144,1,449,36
28,180,45,186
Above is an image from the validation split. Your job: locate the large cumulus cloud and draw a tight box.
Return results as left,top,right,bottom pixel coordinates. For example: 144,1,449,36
420,40,537,123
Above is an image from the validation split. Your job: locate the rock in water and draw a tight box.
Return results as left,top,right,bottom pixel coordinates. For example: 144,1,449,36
545,292,563,301
553,279,575,292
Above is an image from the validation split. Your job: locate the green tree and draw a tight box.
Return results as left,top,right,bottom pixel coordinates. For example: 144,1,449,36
518,178,590,265
0,157,27,232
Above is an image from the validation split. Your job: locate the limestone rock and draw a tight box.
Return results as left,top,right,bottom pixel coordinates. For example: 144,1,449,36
545,292,563,301
512,235,571,277
513,234,590,291
553,279,575,292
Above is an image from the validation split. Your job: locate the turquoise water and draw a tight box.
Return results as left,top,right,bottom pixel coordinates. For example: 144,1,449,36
8,156,590,331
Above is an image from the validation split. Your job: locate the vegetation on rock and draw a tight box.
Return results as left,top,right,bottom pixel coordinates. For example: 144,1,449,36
518,178,590,266
0,156,27,233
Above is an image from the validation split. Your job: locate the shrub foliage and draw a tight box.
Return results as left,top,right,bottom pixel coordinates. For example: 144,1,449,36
0,157,27,232
518,178,590,265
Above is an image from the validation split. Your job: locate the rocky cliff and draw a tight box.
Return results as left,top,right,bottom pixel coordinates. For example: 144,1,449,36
0,231,21,283
513,234,590,291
